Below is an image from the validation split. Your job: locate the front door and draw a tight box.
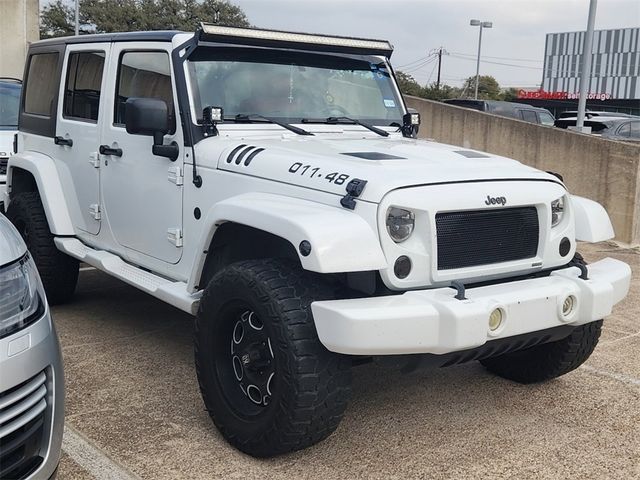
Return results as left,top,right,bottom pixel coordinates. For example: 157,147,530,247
100,44,184,264
55,43,110,235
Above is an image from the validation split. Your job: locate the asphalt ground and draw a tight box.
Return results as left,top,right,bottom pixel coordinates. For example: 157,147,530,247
53,242,639,479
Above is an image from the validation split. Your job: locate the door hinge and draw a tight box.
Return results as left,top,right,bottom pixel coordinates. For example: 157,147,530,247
89,204,101,220
168,166,183,186
89,152,100,168
167,228,183,247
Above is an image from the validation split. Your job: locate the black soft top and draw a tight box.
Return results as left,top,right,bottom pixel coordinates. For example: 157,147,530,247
32,30,183,47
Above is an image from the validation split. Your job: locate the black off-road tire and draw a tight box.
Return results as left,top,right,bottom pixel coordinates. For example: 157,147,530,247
480,320,603,383
195,259,352,457
6,192,79,304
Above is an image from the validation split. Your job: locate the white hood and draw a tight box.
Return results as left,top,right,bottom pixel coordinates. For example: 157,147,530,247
197,134,562,203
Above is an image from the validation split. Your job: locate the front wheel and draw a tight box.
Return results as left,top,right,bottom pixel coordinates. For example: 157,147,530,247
195,259,352,457
480,320,602,383
6,192,79,304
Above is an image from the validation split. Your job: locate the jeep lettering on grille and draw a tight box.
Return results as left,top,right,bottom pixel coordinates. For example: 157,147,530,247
485,195,507,206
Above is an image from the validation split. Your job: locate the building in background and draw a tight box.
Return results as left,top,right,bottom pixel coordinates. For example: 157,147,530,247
518,28,640,116
0,0,39,79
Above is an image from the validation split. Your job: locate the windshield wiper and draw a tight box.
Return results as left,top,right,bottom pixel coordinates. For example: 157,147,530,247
229,114,313,136
301,116,389,137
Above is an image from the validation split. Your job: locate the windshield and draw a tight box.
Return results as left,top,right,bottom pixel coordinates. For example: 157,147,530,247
0,82,21,129
187,47,404,126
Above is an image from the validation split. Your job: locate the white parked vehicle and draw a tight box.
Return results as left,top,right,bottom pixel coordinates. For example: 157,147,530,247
0,78,21,212
5,25,631,457
0,214,64,479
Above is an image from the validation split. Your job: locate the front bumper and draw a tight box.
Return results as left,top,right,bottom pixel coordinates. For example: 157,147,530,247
0,310,64,480
312,258,631,355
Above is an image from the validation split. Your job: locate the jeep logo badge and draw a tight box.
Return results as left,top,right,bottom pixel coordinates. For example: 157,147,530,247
485,195,507,206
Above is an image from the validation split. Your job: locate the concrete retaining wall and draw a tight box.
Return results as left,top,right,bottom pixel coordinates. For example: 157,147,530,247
0,0,39,79
406,96,640,245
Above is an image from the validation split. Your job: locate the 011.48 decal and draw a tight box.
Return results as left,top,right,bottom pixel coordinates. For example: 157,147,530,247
288,162,350,185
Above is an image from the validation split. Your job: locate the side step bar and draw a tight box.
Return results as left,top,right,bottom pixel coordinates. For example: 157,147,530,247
54,238,200,315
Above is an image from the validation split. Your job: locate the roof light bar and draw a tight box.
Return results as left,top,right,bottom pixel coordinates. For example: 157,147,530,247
199,24,394,57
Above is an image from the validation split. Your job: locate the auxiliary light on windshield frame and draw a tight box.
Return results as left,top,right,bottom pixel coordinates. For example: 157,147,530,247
198,24,394,57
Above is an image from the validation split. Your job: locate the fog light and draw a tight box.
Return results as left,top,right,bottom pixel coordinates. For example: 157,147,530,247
489,308,504,331
562,295,576,317
559,237,571,257
394,256,412,279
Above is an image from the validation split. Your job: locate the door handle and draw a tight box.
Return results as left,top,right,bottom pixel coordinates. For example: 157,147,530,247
99,145,123,157
54,136,73,147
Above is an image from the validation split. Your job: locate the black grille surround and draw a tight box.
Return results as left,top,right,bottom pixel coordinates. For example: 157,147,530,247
436,206,540,270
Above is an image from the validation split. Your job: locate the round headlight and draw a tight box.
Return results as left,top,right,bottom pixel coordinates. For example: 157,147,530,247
386,207,415,243
551,197,565,227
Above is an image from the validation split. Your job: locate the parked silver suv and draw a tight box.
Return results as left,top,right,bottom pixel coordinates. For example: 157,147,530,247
0,214,64,479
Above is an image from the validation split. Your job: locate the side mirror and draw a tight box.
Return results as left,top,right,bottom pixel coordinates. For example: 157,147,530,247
125,98,178,161
125,97,169,136
402,108,420,138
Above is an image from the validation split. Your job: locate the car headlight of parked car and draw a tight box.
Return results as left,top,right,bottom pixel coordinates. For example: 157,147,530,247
551,197,565,227
0,254,45,339
386,207,415,243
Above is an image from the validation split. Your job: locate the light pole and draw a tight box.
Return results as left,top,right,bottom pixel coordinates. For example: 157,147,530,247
75,0,79,35
470,19,492,100
576,0,598,132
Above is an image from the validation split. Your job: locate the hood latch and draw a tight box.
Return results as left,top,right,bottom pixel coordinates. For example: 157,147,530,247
340,178,368,210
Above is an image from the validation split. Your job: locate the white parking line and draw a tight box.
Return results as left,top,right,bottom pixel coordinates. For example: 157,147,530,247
79,266,96,272
580,364,640,387
62,425,141,480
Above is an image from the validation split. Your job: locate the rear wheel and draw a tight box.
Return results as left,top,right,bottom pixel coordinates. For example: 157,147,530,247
195,259,352,457
480,320,602,383
6,192,79,304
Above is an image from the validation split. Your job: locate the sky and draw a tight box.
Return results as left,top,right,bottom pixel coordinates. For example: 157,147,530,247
42,0,640,89
234,0,640,88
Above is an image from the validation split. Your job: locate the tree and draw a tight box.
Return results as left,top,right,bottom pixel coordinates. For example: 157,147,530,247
394,71,424,98
40,0,250,39
422,82,461,101
500,87,520,102
461,75,501,100
40,0,77,37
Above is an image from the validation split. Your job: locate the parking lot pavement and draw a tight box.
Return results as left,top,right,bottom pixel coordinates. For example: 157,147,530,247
53,242,639,480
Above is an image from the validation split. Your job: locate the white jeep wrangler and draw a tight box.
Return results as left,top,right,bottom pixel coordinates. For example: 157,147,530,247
6,25,631,457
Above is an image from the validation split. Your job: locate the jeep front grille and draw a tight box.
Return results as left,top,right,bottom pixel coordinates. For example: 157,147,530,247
436,207,539,270
0,158,8,175
0,371,47,479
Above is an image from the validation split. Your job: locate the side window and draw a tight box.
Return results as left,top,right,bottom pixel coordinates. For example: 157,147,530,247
115,51,175,133
538,112,555,126
63,51,105,122
616,122,631,137
520,110,538,123
629,121,640,139
24,53,59,116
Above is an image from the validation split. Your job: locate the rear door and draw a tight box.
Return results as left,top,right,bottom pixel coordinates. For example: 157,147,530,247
519,110,538,124
99,44,184,264
55,44,110,234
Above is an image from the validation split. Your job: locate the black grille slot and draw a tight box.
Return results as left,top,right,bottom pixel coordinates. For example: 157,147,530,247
436,207,539,270
0,158,8,175
0,371,47,480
